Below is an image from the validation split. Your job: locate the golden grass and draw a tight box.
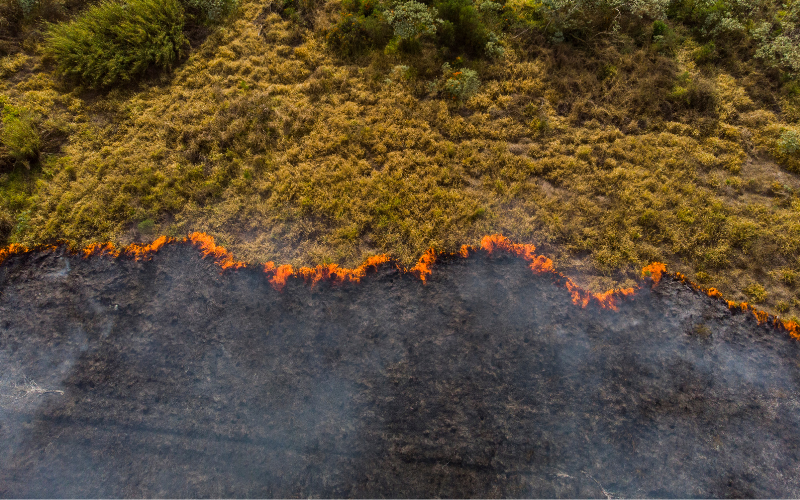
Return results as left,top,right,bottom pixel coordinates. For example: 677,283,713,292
1,0,800,319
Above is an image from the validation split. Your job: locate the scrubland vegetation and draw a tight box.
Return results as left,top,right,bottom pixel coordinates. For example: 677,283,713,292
2,0,800,316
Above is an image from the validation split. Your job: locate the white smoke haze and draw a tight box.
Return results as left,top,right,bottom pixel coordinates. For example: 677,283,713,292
0,246,799,497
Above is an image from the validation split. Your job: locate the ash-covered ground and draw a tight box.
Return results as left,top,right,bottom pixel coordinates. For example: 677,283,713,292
1,244,799,498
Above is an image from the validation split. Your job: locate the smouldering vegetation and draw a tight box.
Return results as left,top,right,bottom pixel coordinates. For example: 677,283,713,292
2,0,800,317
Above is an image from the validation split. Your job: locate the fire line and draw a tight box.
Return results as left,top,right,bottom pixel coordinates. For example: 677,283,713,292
1,233,798,341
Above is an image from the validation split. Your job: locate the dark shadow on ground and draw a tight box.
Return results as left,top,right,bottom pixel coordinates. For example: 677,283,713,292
1,244,799,498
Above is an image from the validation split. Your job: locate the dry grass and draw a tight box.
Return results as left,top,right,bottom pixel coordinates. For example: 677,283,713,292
2,0,800,318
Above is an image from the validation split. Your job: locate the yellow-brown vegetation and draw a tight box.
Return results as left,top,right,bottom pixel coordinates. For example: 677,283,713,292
1,0,800,319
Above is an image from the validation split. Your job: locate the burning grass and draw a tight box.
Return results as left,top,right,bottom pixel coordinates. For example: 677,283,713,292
1,0,800,318
2,231,798,341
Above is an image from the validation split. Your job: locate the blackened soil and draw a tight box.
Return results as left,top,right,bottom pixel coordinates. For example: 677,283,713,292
1,244,800,498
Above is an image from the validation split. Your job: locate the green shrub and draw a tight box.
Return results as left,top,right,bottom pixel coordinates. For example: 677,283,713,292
433,0,489,55
342,0,375,15
598,63,617,80
1,116,39,165
327,0,392,57
778,129,800,156
484,31,504,58
529,0,669,41
137,218,155,233
327,10,392,57
183,0,236,22
667,71,717,113
435,62,480,101
743,282,768,303
752,11,800,75
652,18,668,37
649,18,679,53
280,0,325,26
666,0,757,39
385,0,441,40
43,0,187,88
325,0,503,60
1,101,39,167
17,0,36,17
692,41,717,64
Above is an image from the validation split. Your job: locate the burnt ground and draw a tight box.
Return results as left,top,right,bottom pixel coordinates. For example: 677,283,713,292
0,244,799,498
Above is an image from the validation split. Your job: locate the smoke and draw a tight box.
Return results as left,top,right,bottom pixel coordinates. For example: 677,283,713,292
0,241,799,497
0,253,87,475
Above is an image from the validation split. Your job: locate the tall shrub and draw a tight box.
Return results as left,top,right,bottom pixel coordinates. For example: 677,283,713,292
43,0,187,88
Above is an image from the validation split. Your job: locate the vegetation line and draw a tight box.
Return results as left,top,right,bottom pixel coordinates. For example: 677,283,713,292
1,231,798,341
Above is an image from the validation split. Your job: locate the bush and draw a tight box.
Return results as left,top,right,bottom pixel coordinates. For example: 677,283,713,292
280,0,325,27
437,62,480,101
0,0,94,38
743,282,768,303
43,0,187,88
752,6,800,75
325,0,502,60
327,10,392,57
692,41,717,64
327,14,371,56
778,129,800,156
1,116,39,165
667,71,717,114
652,18,668,37
137,218,155,233
17,0,36,17
666,0,753,39
1,100,40,167
385,0,442,40
776,128,800,171
183,0,237,22
433,0,490,55
529,0,669,41
484,30,505,58
0,0,26,37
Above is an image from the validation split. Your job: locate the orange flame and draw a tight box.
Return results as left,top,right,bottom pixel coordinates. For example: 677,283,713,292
0,243,30,266
123,235,172,260
263,262,295,291
641,262,667,285
82,242,120,258
481,234,539,262
411,249,437,282
2,232,800,342
479,234,632,310
670,272,799,338
784,321,800,340
262,253,391,291
187,232,246,270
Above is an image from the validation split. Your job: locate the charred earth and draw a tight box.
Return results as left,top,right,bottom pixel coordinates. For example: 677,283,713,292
1,243,799,498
